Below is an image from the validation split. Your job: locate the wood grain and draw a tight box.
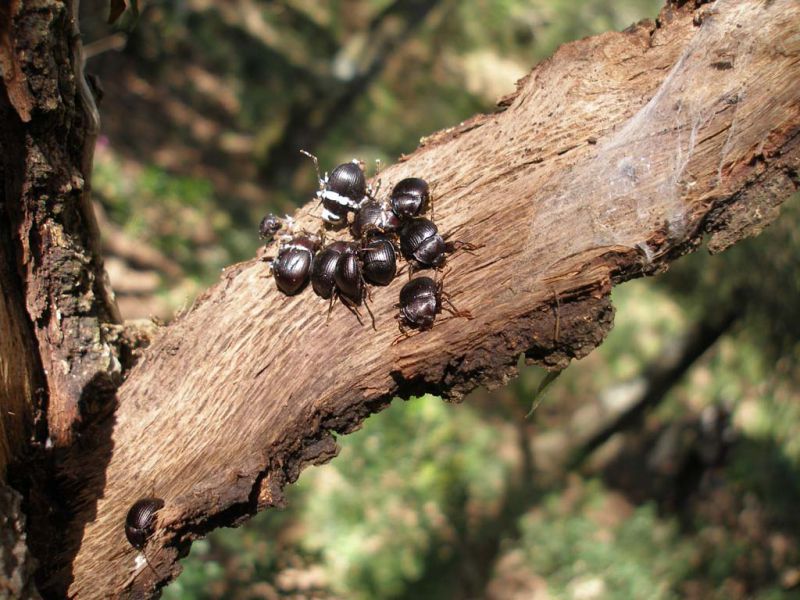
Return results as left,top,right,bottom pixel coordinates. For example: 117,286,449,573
42,1,800,597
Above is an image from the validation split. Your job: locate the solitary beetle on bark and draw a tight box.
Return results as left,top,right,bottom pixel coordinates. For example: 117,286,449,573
395,275,471,338
125,497,164,551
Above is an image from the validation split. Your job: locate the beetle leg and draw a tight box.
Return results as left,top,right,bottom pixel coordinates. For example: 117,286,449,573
442,305,473,320
326,293,337,323
143,553,161,579
441,293,473,320
263,257,275,278
362,274,374,302
340,295,364,326
391,320,415,345
362,288,377,331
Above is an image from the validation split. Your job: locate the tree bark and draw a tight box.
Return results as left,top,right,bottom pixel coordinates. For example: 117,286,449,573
1,0,799,598
1,0,123,596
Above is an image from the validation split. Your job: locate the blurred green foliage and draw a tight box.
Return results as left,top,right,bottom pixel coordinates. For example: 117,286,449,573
94,149,253,283
517,479,694,600
81,0,800,598
300,397,511,598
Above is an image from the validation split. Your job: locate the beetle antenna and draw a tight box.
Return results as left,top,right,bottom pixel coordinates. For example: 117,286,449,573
300,149,322,187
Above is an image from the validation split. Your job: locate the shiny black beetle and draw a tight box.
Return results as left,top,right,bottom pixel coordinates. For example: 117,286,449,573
361,234,397,286
400,217,478,270
351,200,401,239
390,177,430,220
334,244,375,328
399,217,448,269
396,275,471,334
302,150,370,225
125,497,164,550
334,244,362,302
271,234,321,295
311,241,349,299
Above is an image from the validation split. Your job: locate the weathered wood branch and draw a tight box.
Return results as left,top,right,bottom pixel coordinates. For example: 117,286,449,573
1,0,799,598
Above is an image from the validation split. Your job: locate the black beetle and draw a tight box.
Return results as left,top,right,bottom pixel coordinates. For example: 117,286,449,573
351,200,401,239
399,217,448,269
390,177,430,220
361,235,397,286
311,241,349,299
334,244,365,304
400,217,479,270
258,213,295,244
271,235,321,295
397,276,440,331
302,150,370,225
125,497,164,550
258,213,283,242
334,244,375,328
396,275,471,335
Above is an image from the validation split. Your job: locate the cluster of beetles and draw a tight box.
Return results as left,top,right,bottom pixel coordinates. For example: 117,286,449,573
122,153,476,564
259,151,474,332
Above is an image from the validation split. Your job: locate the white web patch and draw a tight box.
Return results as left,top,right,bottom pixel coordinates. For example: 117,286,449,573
526,0,765,271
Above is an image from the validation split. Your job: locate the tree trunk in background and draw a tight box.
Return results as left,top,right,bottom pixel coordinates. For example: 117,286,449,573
259,0,443,186
0,0,123,595
0,1,799,598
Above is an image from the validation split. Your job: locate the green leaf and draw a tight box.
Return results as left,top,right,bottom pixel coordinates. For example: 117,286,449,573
525,368,563,419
